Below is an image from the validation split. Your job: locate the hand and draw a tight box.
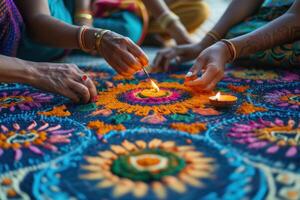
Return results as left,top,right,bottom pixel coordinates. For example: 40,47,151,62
99,31,149,77
185,41,231,91
29,62,97,103
151,43,203,72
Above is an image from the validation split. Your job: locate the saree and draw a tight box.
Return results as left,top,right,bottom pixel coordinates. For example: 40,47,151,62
0,0,23,57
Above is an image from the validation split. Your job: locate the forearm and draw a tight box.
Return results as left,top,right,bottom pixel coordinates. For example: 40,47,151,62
142,0,169,18
231,13,300,58
0,55,35,84
75,0,92,12
211,0,264,37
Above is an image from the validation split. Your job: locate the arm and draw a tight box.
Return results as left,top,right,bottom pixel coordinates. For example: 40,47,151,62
142,0,191,44
231,1,300,58
186,0,300,91
74,0,93,26
151,0,264,70
0,55,97,103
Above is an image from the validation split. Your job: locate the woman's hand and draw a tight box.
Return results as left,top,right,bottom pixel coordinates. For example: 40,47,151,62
29,62,97,103
151,43,204,72
99,31,149,77
185,41,231,91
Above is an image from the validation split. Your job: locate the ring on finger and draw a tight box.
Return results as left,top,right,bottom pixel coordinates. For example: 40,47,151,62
81,74,89,82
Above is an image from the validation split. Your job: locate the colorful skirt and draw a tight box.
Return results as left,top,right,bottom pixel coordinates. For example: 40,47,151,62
227,0,299,67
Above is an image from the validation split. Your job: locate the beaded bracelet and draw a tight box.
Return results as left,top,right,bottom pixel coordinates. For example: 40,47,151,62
220,39,237,62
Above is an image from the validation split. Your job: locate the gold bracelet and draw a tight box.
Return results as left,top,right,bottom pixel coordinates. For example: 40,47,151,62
207,30,221,42
78,25,89,52
221,39,237,62
75,13,93,20
95,30,110,54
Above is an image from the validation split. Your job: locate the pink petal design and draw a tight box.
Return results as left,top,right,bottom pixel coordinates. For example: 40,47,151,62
286,146,297,157
27,121,37,130
13,123,20,130
51,129,74,135
14,149,22,161
38,122,49,131
18,104,31,111
288,119,295,128
1,125,8,133
43,143,58,152
231,127,253,133
274,118,284,126
248,141,267,149
140,114,167,124
266,145,279,154
12,91,20,96
46,125,62,132
1,92,7,97
21,91,30,95
10,106,15,112
29,145,43,155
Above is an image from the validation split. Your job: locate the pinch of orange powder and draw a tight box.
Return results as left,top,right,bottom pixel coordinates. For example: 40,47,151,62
237,102,267,114
87,120,126,135
170,122,207,134
227,84,250,93
38,105,71,117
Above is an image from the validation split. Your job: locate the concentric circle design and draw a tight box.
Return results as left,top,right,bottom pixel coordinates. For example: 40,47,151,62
96,82,213,116
208,112,300,172
0,114,91,172
248,83,300,111
31,129,266,200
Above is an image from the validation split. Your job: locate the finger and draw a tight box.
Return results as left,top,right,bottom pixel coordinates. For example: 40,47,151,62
152,52,166,71
186,56,206,78
83,78,97,102
186,64,219,88
162,50,177,72
115,58,135,77
68,80,91,104
60,89,80,103
121,50,142,71
203,73,223,91
127,40,149,66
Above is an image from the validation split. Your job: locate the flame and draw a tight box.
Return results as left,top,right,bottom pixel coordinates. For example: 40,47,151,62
150,79,160,92
213,92,221,101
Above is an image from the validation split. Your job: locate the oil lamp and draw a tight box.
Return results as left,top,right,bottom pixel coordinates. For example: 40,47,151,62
209,92,237,107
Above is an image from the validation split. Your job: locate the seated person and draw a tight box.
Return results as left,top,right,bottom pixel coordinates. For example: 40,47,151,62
152,0,300,91
0,0,148,103
71,0,209,46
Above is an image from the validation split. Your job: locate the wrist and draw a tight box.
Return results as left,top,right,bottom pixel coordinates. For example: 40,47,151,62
215,41,232,62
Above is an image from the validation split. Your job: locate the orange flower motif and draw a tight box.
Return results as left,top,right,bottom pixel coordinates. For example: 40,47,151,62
170,122,207,134
237,102,267,115
38,105,71,117
227,84,250,93
87,120,126,137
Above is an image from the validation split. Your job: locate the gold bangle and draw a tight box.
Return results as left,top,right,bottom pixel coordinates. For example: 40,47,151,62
221,39,237,62
78,25,89,52
207,30,221,42
95,30,110,54
157,12,180,30
75,13,93,20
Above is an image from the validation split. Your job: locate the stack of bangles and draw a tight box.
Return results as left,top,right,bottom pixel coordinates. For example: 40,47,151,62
78,25,110,54
157,11,181,30
207,30,221,42
220,39,237,62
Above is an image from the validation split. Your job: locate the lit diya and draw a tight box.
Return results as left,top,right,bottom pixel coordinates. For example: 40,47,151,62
138,80,170,98
209,92,237,108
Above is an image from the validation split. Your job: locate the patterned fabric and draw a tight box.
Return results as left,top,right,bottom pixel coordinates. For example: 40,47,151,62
0,55,299,199
0,0,23,56
227,0,299,67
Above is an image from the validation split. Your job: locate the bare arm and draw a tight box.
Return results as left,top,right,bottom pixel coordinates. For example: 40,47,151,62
231,1,300,58
15,0,80,49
